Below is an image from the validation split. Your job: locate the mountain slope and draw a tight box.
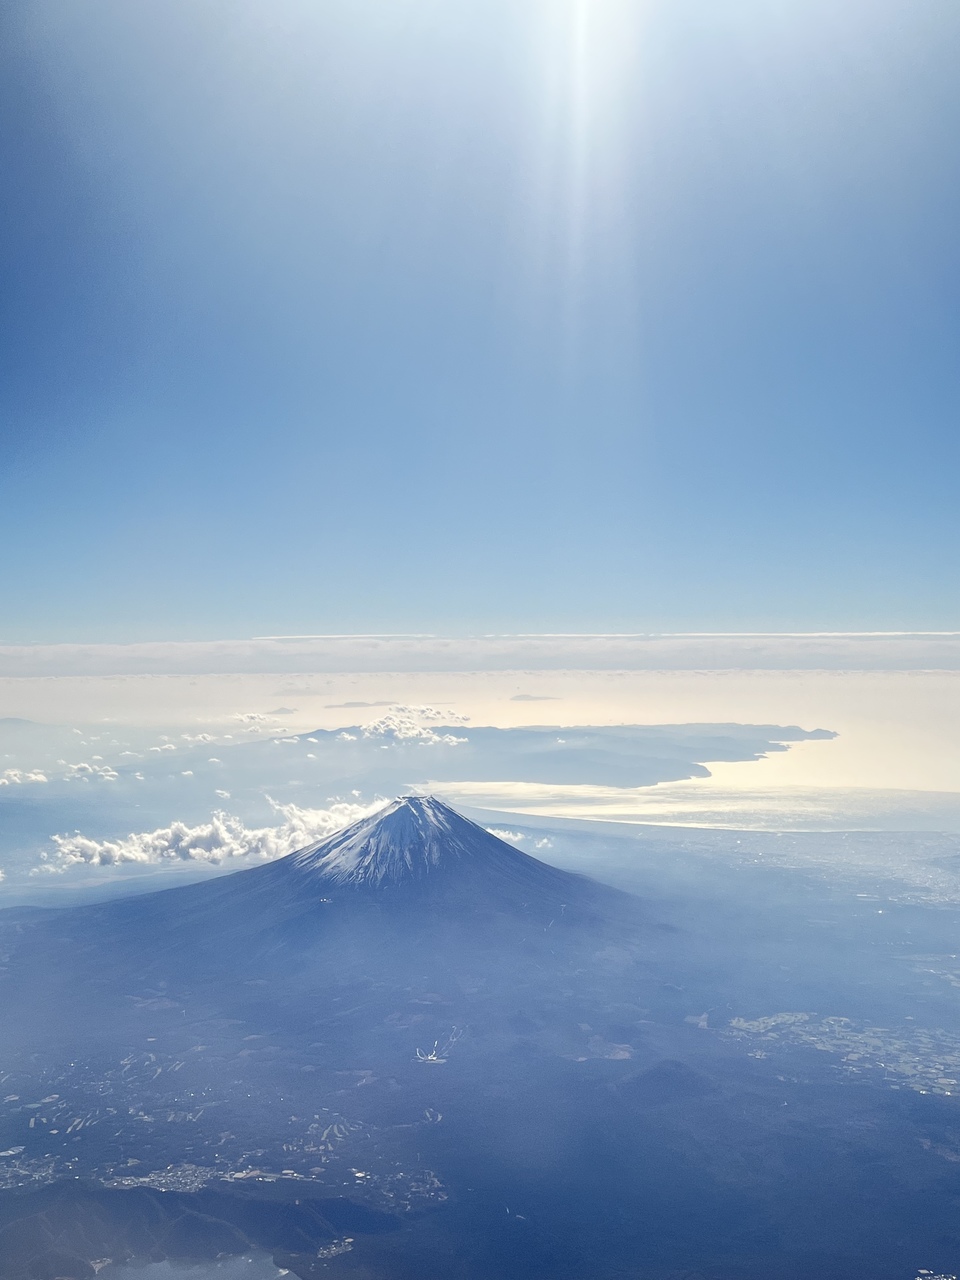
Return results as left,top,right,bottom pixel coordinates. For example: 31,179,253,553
258,794,624,912
49,796,633,949
0,797,643,1043
288,794,550,887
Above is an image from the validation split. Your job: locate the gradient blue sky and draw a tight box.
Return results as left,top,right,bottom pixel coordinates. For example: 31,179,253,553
2,0,959,641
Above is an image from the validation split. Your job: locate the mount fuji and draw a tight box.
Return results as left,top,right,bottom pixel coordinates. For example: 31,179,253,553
0,799,673,1279
150,793,633,924
0,796,635,987
281,794,582,893
0,792,651,1074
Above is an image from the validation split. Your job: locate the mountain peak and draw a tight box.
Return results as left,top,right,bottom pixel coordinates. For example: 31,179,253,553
288,795,518,888
271,794,625,920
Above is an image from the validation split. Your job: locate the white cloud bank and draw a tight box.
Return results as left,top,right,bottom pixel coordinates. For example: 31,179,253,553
361,706,468,746
34,798,384,875
330,706,467,746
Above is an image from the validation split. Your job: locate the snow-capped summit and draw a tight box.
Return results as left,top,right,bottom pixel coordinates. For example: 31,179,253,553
277,794,593,906
288,795,499,887
257,788,632,921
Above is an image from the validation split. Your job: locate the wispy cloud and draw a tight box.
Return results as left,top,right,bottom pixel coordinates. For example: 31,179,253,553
486,828,553,851
34,798,383,874
326,700,394,709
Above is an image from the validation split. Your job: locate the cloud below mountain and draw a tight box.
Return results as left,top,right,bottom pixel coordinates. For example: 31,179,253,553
34,798,384,874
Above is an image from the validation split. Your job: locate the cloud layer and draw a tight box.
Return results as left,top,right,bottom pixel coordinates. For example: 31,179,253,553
2,633,959,677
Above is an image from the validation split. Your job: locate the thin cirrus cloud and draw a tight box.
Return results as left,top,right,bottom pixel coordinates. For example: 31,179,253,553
1,635,960,679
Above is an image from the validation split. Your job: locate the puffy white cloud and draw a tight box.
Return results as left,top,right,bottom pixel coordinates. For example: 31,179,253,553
361,706,467,746
64,761,119,781
0,769,48,786
34,797,384,874
235,712,275,734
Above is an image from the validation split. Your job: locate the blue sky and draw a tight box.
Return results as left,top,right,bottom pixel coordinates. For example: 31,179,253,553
1,0,959,641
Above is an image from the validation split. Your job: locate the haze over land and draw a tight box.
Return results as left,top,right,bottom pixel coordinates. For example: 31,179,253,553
3,795,960,1280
